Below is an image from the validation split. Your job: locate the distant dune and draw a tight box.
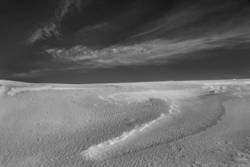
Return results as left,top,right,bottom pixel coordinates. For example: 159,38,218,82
0,79,250,167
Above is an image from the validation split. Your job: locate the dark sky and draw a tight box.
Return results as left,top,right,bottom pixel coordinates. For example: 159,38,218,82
1,0,250,83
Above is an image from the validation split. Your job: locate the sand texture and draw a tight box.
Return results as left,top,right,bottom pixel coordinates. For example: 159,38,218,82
0,79,250,167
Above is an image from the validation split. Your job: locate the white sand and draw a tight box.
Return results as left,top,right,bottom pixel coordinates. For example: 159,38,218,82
0,79,250,167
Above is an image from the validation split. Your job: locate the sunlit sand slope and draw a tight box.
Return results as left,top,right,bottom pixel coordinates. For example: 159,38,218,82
0,79,250,167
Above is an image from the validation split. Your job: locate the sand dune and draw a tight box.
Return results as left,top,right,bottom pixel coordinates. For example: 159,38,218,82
0,79,250,167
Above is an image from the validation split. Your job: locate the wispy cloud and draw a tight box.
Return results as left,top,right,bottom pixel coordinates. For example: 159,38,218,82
56,0,82,19
27,23,61,44
45,27,250,69
26,0,250,73
27,0,83,44
10,69,50,78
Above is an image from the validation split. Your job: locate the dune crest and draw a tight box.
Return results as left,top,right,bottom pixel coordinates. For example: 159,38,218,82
81,112,172,160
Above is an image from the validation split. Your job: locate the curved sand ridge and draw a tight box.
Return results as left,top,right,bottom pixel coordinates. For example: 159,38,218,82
81,97,226,161
81,111,174,160
81,92,183,160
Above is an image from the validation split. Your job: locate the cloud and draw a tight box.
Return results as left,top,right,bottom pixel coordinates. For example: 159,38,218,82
45,27,250,69
56,0,82,19
27,23,61,44
27,0,83,44
27,0,250,70
10,69,49,78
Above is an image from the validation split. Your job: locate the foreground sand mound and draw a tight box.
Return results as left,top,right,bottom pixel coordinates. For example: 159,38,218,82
0,79,250,167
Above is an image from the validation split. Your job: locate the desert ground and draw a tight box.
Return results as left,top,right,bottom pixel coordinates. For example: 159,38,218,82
0,79,250,167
